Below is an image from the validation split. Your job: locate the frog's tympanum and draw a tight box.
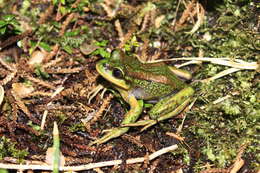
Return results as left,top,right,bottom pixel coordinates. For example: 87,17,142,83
91,50,194,145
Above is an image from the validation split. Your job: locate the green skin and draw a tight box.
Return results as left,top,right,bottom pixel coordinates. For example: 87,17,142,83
90,50,194,145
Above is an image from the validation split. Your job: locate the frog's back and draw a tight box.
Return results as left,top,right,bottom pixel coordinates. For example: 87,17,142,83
121,55,187,100
122,55,186,90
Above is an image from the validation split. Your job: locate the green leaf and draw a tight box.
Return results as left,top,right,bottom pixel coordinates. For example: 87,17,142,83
64,29,80,37
53,0,58,5
206,148,216,161
99,48,110,58
94,40,108,47
3,14,15,22
92,48,111,58
59,6,68,15
63,45,73,54
60,0,66,5
27,121,41,131
35,66,50,79
0,20,7,28
39,42,52,52
0,27,6,35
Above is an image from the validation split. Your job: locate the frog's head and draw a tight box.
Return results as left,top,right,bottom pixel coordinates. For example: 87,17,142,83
96,50,131,90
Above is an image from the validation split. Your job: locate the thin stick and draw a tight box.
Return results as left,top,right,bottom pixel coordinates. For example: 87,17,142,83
53,122,60,173
200,68,240,83
145,57,258,70
41,86,64,130
0,145,178,171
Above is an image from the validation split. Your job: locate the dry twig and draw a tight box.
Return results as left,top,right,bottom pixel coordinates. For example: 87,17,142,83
0,144,178,171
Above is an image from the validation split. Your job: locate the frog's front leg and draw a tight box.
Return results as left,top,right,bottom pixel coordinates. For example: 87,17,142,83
89,89,143,145
125,87,194,131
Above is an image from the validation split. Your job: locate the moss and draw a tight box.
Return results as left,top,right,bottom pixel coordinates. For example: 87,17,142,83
0,136,28,162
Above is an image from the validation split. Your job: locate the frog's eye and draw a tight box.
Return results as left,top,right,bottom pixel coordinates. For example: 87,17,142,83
112,68,124,79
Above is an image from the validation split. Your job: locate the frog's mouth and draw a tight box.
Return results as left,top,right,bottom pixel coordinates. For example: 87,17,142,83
96,60,130,90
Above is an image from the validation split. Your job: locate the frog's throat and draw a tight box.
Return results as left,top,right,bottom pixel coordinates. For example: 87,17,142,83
96,61,130,90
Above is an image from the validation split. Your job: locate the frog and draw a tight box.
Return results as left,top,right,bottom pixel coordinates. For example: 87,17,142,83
90,49,194,145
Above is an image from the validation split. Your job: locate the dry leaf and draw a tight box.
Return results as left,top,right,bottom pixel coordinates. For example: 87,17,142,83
28,50,48,66
155,15,165,28
45,147,65,166
12,83,34,98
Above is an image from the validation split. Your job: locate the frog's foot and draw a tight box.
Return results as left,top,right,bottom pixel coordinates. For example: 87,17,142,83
89,127,129,146
122,119,157,131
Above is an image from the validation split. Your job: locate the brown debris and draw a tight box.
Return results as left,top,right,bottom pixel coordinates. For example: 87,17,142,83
45,67,83,74
59,13,78,36
11,90,40,124
0,30,32,50
26,75,56,90
39,3,54,24
84,94,113,131
43,44,60,63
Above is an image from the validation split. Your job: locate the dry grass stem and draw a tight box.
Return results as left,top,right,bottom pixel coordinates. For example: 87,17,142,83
43,56,63,68
166,132,185,141
230,159,244,173
212,95,231,105
46,67,83,74
87,84,105,104
114,20,124,42
174,0,196,30
0,71,17,85
26,76,56,89
187,2,205,34
176,60,202,68
201,68,240,83
40,86,64,130
201,168,229,173
118,27,136,49
100,1,116,18
140,13,150,33
0,144,178,171
23,91,54,98
148,57,258,70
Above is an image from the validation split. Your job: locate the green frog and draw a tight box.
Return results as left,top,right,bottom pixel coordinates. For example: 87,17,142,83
91,50,194,145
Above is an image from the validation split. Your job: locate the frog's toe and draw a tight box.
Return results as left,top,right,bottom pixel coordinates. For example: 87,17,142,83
140,120,157,131
89,127,129,145
122,119,157,131
122,119,156,127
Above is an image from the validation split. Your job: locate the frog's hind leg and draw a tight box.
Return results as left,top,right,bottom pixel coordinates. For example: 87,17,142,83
89,92,143,145
124,87,194,131
89,127,131,145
